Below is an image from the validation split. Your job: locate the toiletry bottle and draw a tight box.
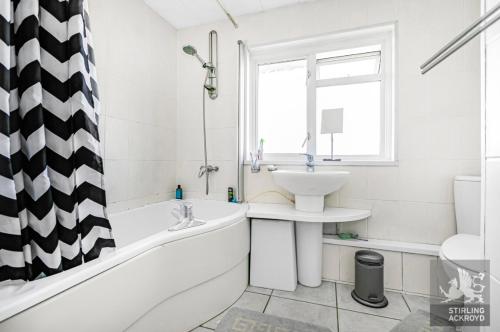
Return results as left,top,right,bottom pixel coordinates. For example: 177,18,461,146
176,185,183,200
228,187,234,202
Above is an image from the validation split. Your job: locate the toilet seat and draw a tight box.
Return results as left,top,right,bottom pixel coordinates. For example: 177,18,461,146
439,234,482,272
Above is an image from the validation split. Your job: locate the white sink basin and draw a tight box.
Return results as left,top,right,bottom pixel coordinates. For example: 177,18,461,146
270,169,351,287
272,170,350,212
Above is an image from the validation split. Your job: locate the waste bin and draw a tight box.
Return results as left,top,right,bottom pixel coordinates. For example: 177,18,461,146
351,250,388,308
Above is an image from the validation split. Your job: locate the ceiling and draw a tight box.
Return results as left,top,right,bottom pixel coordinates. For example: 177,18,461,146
144,0,317,29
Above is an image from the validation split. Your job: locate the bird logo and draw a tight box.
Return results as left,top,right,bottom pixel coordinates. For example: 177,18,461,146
439,267,486,304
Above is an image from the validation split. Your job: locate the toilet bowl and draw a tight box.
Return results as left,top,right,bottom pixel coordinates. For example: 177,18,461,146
440,176,482,272
439,234,482,272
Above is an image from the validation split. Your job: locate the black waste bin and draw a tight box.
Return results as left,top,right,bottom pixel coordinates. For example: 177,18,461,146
351,250,388,308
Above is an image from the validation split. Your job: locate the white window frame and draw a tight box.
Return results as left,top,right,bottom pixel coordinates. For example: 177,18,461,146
246,23,396,165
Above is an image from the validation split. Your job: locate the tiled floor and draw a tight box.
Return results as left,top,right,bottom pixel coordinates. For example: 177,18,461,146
194,281,431,332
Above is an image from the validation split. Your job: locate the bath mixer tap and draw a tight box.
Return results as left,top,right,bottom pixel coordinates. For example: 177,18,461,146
169,202,205,231
303,154,315,172
198,165,219,178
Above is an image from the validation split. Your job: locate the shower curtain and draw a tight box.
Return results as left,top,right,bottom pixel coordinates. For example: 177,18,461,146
0,0,115,284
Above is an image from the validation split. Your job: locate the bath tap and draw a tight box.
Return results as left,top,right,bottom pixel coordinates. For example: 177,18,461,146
303,154,315,172
198,165,219,178
169,202,205,231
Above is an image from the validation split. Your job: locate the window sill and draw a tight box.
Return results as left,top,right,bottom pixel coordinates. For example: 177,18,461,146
243,159,399,167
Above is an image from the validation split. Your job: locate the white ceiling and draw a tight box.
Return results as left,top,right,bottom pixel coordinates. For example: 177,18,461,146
144,0,317,29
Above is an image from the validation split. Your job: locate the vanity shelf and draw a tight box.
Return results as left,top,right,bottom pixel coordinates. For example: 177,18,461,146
247,203,371,223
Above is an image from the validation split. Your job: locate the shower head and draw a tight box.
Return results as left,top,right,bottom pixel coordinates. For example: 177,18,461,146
183,45,207,67
183,45,197,56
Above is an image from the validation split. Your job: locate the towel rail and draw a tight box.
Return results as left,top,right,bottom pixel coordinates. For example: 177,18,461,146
421,2,500,74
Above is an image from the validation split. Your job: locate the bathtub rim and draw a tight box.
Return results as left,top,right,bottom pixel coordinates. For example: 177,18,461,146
0,199,248,323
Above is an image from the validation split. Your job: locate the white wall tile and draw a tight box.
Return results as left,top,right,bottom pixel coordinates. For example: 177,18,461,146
207,128,238,161
366,200,402,241
244,166,293,204
485,158,500,280
128,161,156,199
176,161,206,194
177,95,204,130
398,202,455,244
364,167,400,201
337,198,375,211
104,117,129,160
89,0,177,212
402,253,437,295
209,160,238,194
205,94,238,129
337,168,367,200
127,122,149,161
322,244,340,281
151,161,177,195
177,129,204,163
152,127,176,161
104,160,130,203
152,97,177,129
486,39,500,158
397,113,430,160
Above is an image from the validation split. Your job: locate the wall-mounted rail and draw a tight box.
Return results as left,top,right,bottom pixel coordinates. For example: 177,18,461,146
421,3,500,74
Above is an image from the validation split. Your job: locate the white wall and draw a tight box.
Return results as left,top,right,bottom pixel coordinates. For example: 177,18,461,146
176,0,481,245
88,0,177,212
483,0,500,330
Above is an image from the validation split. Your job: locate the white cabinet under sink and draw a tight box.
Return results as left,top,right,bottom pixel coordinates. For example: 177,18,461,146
250,219,297,291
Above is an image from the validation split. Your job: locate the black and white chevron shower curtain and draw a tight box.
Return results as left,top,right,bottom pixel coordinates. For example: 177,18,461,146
0,0,115,284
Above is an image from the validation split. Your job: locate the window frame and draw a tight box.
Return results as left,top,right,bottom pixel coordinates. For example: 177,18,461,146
247,23,396,165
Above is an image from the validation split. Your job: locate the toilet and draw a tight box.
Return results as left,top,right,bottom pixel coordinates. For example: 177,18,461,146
439,176,482,272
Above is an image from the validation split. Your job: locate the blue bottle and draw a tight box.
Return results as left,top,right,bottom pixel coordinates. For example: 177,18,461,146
176,185,183,200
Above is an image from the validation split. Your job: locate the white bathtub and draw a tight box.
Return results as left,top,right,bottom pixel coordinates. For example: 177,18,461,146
0,199,250,332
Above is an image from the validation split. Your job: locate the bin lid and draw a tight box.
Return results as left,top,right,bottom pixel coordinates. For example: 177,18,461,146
355,250,384,265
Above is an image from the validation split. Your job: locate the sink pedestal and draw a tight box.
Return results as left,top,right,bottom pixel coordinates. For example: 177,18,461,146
295,195,324,212
296,221,323,287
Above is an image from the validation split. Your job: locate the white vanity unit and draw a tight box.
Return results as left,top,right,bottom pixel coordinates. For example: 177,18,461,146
248,203,371,290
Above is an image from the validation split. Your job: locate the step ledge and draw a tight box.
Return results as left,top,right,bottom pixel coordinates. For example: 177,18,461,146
323,235,440,256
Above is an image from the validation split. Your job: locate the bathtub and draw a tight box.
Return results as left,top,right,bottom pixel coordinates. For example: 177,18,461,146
0,199,249,332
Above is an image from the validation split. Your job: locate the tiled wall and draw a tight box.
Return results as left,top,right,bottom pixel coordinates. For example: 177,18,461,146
88,0,177,212
176,0,481,245
483,0,500,330
322,244,437,295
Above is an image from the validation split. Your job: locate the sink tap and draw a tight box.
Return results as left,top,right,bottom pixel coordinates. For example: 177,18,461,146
303,154,315,172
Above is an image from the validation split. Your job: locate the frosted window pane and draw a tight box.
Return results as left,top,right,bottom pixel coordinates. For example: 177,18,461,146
316,82,381,156
257,60,307,154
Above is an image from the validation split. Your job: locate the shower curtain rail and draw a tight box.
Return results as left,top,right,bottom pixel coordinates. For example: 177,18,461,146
421,2,500,74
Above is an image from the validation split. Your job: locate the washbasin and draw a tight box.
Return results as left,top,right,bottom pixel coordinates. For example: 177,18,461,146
271,169,351,287
272,170,350,212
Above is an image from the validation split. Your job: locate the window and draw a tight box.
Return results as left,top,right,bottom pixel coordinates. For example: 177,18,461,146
257,60,307,154
248,24,395,164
